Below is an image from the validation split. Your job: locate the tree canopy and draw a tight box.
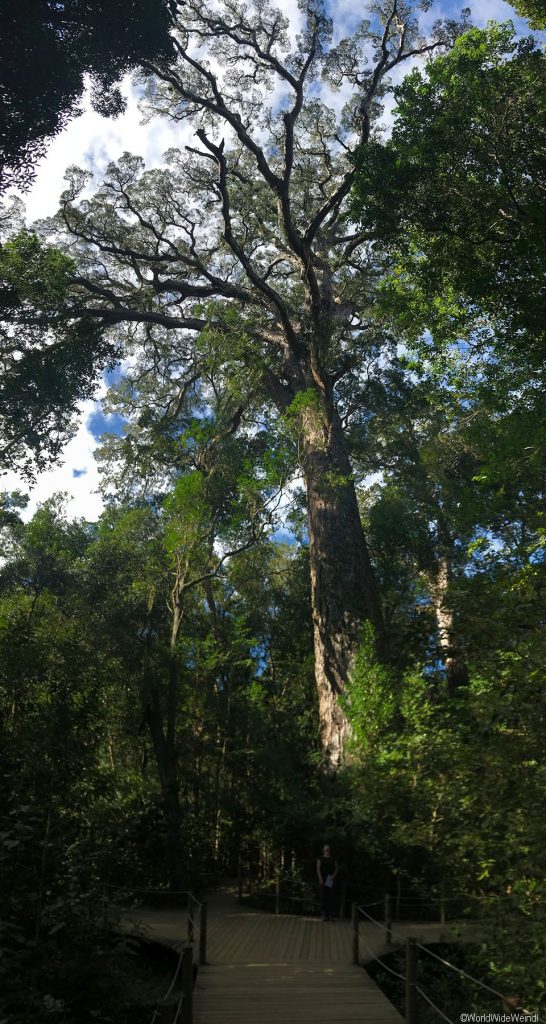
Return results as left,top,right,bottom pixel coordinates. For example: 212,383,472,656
0,0,175,192
0,230,118,476
351,24,546,361
510,0,546,27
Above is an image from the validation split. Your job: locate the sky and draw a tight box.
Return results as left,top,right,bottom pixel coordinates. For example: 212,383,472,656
3,0,529,522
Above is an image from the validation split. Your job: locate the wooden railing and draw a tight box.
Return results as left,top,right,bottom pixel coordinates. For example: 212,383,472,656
187,892,208,967
351,898,544,1024
118,888,206,1024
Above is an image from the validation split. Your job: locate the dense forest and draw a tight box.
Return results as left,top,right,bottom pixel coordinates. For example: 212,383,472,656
0,0,545,1020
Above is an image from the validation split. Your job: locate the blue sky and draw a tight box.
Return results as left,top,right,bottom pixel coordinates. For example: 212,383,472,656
4,0,532,522
87,409,126,443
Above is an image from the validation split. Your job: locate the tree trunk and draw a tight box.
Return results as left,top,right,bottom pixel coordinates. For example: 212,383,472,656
143,674,186,891
300,397,383,767
432,554,469,695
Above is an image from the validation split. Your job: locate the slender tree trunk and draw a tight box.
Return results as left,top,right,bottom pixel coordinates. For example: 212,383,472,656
142,631,185,893
144,690,185,891
299,397,383,767
203,578,229,866
432,554,468,695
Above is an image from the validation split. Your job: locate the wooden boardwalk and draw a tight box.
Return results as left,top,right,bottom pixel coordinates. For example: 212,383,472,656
122,888,459,1023
194,962,403,1023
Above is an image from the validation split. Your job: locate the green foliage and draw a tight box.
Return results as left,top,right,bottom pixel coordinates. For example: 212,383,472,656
0,500,153,1021
341,625,398,754
344,626,546,1006
0,483,321,1015
352,24,546,361
0,230,77,305
0,232,118,477
343,330,546,1005
511,0,546,27
284,389,323,418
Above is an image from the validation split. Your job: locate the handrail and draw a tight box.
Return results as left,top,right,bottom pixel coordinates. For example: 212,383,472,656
104,881,208,965
416,942,507,1001
172,990,186,1024
416,984,455,1024
357,929,406,982
238,869,352,918
149,944,192,1024
102,882,193,895
357,903,408,943
163,949,184,1000
352,899,545,1024
235,868,521,923
101,881,207,957
103,882,207,1024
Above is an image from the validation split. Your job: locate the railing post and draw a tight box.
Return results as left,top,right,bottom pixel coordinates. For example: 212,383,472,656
405,937,418,1024
187,894,194,943
199,900,208,965
275,875,281,915
339,881,347,920
238,856,243,904
181,944,193,1024
440,896,446,925
351,902,359,965
384,893,391,923
385,920,392,945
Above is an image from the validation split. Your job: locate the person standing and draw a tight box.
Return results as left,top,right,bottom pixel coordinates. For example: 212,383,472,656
317,844,338,921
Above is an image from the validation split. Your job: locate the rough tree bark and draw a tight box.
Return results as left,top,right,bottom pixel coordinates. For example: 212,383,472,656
300,397,383,764
432,552,469,696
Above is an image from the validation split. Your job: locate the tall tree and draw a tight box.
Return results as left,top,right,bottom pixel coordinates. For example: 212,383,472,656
17,0,464,765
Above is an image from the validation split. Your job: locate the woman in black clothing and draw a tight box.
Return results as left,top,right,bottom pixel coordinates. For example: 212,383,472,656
316,844,338,921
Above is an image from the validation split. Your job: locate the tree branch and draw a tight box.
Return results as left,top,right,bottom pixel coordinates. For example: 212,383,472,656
194,128,299,350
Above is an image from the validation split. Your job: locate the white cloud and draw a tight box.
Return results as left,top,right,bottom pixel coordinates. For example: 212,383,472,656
22,76,186,224
2,400,103,523
5,80,195,523
465,0,533,26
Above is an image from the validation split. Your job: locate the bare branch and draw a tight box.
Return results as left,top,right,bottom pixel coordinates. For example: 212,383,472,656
194,128,299,349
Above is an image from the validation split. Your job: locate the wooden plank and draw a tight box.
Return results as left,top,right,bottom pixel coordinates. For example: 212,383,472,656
191,897,405,1024
123,890,470,1024
194,962,404,1023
